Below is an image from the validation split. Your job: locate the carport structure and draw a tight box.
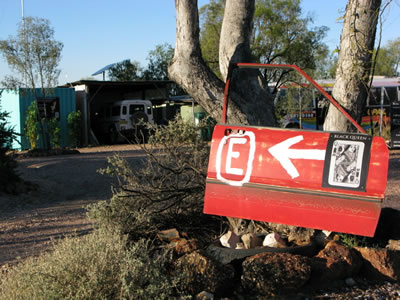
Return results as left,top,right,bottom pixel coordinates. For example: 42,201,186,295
64,80,173,145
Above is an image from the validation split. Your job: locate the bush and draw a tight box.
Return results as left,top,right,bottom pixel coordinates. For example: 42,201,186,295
0,96,20,193
24,101,39,149
67,111,81,147
89,117,218,241
48,117,60,149
0,229,186,299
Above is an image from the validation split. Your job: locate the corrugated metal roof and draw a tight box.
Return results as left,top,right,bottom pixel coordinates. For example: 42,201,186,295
61,80,173,88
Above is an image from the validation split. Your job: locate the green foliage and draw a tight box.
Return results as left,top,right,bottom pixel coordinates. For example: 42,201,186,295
0,230,186,299
253,0,327,64
0,94,20,193
338,233,370,248
89,117,213,241
108,59,142,81
199,0,329,83
374,38,400,76
48,117,60,149
327,54,338,79
24,101,39,149
143,43,174,80
374,48,395,76
0,17,63,94
254,0,328,83
67,110,81,147
106,44,185,95
274,86,315,122
199,0,224,77
142,43,185,95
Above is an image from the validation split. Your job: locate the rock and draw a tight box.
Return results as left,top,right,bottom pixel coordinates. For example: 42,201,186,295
220,231,241,249
322,230,332,237
262,232,288,248
170,238,199,257
242,233,263,249
274,232,289,247
263,233,279,247
241,252,311,296
355,247,400,282
240,234,253,249
345,277,356,286
267,223,315,245
314,230,331,247
235,242,245,249
310,241,362,284
387,240,400,251
174,250,235,296
206,241,318,265
157,228,180,242
374,208,400,242
195,291,214,300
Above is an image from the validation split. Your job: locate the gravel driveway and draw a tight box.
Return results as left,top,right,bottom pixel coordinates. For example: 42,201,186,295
0,145,145,266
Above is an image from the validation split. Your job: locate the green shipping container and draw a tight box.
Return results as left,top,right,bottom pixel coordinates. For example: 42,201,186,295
1,88,76,150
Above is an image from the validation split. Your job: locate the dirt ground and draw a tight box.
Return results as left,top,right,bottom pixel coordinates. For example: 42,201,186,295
0,145,399,268
0,144,145,267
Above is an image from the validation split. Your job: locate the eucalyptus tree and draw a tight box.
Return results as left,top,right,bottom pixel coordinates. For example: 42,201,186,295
199,0,224,77
143,43,174,80
0,17,63,96
108,59,142,81
251,0,329,83
374,37,400,76
170,0,386,133
199,0,329,85
170,0,275,126
324,0,382,132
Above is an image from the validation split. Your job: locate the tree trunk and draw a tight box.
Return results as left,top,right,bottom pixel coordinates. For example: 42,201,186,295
324,0,381,132
169,0,275,126
219,0,254,80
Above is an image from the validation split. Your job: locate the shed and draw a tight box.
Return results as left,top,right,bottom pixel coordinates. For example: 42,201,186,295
1,88,76,150
63,80,175,145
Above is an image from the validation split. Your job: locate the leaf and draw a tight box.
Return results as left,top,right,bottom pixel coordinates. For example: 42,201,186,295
336,15,345,21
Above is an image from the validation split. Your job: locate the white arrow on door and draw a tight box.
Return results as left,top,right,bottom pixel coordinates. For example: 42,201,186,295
268,135,326,179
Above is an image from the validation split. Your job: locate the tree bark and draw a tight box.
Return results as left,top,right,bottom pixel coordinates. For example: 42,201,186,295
219,0,254,80
324,0,381,132
169,0,275,126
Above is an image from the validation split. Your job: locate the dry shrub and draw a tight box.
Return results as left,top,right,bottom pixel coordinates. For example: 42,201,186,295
88,117,220,241
0,230,187,299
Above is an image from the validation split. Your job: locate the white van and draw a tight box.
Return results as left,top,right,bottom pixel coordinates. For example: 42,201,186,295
100,99,154,143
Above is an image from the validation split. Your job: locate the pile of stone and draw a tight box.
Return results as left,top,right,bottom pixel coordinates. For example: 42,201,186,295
157,228,400,298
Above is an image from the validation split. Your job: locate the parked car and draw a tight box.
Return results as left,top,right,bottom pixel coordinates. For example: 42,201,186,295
99,100,155,143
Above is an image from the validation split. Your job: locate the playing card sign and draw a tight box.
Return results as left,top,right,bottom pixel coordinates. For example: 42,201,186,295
204,125,388,236
322,133,372,191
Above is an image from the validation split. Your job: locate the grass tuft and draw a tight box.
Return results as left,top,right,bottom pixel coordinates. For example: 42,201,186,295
0,229,186,299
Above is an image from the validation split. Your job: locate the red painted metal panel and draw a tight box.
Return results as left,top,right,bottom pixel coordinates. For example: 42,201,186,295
204,182,381,237
204,125,389,236
207,63,389,237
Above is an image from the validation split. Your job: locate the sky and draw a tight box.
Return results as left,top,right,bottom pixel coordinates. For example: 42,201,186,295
0,0,399,86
